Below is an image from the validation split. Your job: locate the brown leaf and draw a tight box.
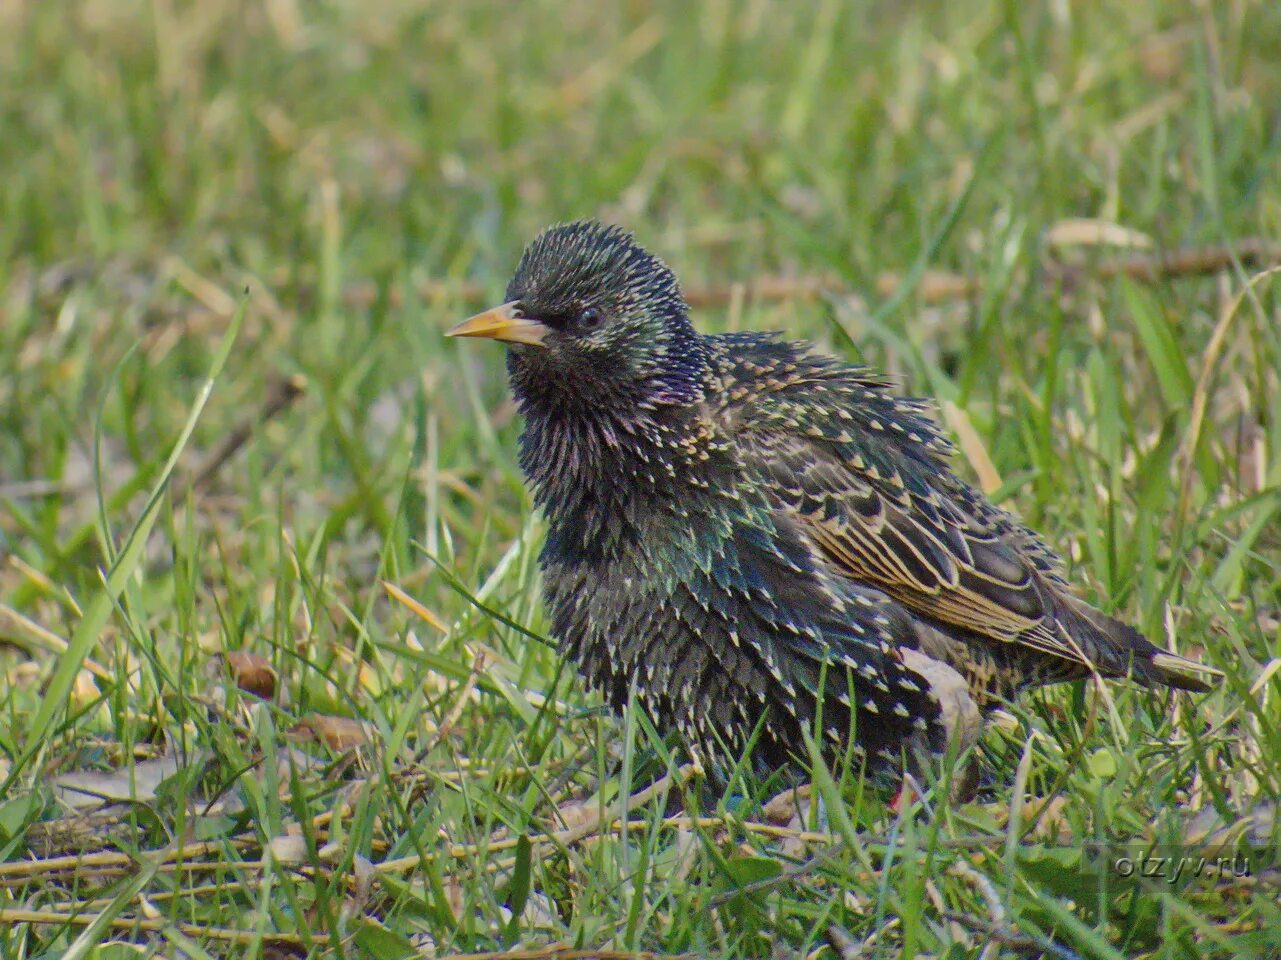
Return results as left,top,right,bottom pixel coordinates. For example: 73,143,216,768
291,714,371,751
224,651,277,699
763,783,811,825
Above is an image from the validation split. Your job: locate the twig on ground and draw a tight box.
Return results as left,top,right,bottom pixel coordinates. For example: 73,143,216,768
0,838,255,881
183,374,307,492
433,950,695,960
0,908,325,947
1044,237,1281,287
948,861,1005,960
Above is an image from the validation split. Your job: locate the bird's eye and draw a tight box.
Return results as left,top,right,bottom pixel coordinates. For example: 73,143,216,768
578,306,605,332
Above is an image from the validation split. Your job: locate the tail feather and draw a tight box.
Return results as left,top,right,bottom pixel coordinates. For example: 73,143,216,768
1060,596,1221,693
1147,651,1224,693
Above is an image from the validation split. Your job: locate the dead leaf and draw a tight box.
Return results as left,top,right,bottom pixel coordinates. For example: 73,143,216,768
1045,218,1154,250
1023,795,1071,842
268,833,309,865
552,798,596,831
291,714,371,751
382,580,449,633
26,807,134,857
224,651,277,699
52,754,188,810
763,783,811,825
262,945,308,960
672,826,699,884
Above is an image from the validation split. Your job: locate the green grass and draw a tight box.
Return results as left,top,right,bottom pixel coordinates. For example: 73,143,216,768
1,0,1279,956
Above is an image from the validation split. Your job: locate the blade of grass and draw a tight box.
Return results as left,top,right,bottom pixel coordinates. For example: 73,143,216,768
1,297,245,794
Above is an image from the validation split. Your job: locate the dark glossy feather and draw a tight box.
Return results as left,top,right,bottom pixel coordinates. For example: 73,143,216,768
716,333,1218,697
455,221,1221,778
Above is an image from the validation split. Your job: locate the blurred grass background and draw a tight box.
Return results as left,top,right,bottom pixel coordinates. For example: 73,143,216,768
1,0,1279,957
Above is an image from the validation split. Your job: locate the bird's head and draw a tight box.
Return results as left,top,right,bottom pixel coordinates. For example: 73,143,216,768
447,221,710,411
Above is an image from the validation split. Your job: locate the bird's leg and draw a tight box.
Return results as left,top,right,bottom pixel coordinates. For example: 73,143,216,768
888,781,906,815
889,771,926,815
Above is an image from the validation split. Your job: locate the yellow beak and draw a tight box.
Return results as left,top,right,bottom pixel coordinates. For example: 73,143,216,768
446,301,550,347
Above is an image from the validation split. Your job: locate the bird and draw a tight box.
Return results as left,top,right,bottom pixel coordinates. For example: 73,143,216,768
447,220,1221,784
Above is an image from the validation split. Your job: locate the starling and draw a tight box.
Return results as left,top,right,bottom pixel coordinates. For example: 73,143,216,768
447,220,1221,776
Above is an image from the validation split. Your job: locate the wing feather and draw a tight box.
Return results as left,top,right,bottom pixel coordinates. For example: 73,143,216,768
715,337,1092,673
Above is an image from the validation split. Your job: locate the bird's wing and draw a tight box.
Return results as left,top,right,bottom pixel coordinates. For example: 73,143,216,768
716,337,1093,672
742,427,1088,662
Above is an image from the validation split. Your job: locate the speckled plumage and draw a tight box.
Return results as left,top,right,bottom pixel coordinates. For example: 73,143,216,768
449,220,1220,776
